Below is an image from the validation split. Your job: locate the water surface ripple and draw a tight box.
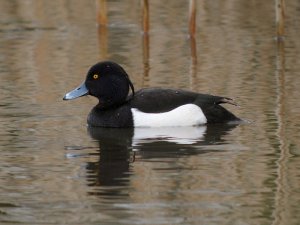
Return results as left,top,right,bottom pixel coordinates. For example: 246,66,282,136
0,1,300,224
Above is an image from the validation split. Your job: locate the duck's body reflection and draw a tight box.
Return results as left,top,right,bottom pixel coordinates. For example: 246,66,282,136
86,124,238,196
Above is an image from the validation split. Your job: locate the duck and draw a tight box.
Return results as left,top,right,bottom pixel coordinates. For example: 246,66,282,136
63,61,241,127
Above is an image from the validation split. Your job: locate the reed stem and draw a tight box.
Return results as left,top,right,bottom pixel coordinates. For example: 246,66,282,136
275,0,285,39
141,0,149,33
96,0,107,26
189,0,196,37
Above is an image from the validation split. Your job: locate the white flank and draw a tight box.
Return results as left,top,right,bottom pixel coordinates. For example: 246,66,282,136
131,104,207,127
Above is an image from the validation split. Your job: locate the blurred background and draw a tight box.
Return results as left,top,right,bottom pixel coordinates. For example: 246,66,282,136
0,0,300,224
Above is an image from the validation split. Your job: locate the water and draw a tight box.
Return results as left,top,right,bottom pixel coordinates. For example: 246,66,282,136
1,0,300,224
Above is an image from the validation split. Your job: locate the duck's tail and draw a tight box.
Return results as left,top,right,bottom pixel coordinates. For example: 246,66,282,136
217,97,239,107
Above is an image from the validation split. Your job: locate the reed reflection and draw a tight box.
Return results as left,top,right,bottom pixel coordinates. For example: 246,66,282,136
274,39,289,225
86,124,238,197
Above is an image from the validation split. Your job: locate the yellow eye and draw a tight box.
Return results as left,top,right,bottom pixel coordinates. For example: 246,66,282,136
93,74,99,79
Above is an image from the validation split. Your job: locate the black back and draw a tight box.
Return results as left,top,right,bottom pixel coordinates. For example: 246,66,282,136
129,88,239,123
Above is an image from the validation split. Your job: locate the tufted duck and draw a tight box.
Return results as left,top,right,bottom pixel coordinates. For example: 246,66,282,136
63,61,241,127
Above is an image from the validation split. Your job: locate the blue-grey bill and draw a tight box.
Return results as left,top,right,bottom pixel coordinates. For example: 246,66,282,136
63,82,89,100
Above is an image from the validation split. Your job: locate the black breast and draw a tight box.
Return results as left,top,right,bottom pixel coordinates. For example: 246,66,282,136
87,104,133,127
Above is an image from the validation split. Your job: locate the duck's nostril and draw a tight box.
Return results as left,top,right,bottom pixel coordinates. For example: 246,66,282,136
77,87,81,90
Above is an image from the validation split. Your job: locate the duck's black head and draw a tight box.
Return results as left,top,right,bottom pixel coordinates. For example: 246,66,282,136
63,61,135,109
